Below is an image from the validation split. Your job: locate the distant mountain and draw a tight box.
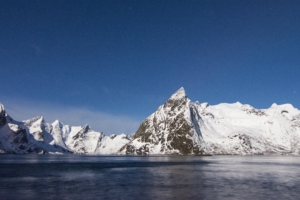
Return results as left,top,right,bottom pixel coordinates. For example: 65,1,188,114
0,104,130,154
1,87,300,155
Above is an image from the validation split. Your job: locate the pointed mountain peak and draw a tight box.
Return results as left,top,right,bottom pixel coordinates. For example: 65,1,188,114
169,87,187,100
0,103,6,127
53,119,60,124
0,103,5,115
52,120,63,127
82,124,92,132
270,103,278,108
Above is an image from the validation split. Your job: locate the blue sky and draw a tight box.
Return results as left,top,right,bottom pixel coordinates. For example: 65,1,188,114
1,0,299,134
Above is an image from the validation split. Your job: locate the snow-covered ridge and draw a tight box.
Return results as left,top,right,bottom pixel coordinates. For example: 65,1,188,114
200,101,300,155
0,103,131,154
1,88,300,155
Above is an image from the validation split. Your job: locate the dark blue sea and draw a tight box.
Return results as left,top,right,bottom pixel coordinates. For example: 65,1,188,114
0,154,299,200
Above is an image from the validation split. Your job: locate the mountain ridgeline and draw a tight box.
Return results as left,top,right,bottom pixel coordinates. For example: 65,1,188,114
1,88,300,155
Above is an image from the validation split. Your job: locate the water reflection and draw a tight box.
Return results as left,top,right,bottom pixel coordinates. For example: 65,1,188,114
0,155,300,199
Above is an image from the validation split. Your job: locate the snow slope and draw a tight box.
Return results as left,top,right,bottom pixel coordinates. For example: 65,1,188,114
200,102,300,154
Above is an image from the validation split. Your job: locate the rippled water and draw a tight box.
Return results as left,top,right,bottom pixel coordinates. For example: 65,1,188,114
0,154,300,200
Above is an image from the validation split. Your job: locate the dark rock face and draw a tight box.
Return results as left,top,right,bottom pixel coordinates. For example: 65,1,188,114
0,105,62,154
167,116,193,155
120,87,207,155
120,143,150,155
0,141,5,153
71,125,91,154
0,105,6,128
133,119,154,143
292,114,300,128
241,105,267,116
1,125,43,154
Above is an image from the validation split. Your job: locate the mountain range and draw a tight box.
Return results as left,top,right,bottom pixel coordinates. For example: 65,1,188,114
1,87,300,155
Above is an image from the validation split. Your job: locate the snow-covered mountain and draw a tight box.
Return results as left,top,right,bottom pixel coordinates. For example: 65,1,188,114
1,87,300,155
0,104,130,154
119,87,209,155
120,87,300,155
201,102,300,155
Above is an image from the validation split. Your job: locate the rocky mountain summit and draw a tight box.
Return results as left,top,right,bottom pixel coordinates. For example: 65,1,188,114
119,87,209,155
1,87,300,155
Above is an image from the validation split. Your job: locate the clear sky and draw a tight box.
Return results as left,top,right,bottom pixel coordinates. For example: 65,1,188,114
1,0,299,134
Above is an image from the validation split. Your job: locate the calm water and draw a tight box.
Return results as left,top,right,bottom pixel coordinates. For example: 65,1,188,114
0,155,300,200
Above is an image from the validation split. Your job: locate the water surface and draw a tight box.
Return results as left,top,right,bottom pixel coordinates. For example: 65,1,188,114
0,154,299,199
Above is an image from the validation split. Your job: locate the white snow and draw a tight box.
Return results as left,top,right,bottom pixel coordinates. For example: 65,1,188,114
169,87,186,100
1,87,300,155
